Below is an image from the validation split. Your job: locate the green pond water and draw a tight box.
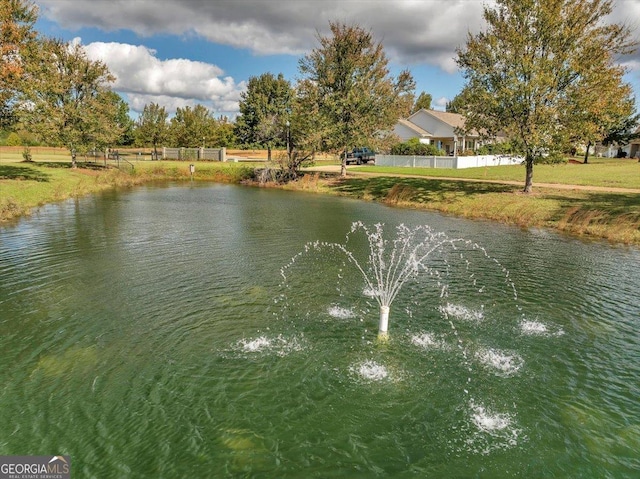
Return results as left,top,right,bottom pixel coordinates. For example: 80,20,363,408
1,183,639,478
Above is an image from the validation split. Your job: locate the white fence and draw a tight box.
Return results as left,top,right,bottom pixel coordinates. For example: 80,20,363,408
456,155,523,168
162,147,226,161
375,154,523,169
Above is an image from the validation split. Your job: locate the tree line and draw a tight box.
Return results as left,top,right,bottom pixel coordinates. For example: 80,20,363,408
1,3,417,177
2,0,637,190
0,1,237,157
133,22,421,179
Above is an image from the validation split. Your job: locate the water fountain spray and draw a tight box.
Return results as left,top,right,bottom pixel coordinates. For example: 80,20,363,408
340,222,457,338
281,222,508,339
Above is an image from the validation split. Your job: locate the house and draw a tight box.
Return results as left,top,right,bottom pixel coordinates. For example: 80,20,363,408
594,130,640,158
629,139,640,159
392,109,483,155
616,125,640,158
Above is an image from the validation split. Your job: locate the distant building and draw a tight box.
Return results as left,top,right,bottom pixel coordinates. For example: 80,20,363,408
392,109,486,155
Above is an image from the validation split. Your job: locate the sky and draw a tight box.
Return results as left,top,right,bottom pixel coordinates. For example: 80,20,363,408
33,0,640,119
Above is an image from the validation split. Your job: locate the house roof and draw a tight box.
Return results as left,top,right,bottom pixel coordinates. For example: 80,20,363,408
629,125,640,145
407,108,468,130
397,118,432,137
407,108,484,136
421,109,468,130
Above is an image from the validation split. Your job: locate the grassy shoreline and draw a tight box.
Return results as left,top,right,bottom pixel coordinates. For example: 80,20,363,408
353,159,640,189
1,158,639,246
0,160,256,223
312,174,640,245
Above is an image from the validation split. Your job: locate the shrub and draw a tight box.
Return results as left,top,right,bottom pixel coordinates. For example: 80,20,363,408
458,149,475,156
537,151,567,164
6,132,22,146
390,138,445,156
476,140,519,155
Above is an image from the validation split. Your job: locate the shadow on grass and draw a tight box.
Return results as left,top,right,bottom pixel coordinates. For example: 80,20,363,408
34,161,109,171
545,191,640,221
0,163,51,182
36,161,73,169
331,176,517,204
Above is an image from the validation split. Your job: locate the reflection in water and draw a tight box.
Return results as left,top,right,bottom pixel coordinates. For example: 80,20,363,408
1,183,639,477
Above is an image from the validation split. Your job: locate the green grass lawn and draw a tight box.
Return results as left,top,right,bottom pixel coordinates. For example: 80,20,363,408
321,174,640,244
0,158,255,222
353,157,640,189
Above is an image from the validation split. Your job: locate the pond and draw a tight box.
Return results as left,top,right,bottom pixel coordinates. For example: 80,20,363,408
1,183,639,477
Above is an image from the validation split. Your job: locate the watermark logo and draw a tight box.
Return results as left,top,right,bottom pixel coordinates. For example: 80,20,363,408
0,456,70,479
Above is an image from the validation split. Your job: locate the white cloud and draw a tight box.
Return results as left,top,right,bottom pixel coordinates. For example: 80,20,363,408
39,0,640,67
126,94,197,114
41,0,640,114
40,0,489,72
434,96,449,109
78,39,245,115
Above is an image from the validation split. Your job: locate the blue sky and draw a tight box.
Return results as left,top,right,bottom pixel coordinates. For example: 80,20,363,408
33,0,640,119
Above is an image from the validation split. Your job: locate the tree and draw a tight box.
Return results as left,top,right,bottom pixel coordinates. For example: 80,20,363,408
412,92,432,113
456,0,636,192
210,116,237,148
20,38,121,167
0,0,38,128
234,72,293,161
445,91,470,114
561,44,637,163
134,102,169,158
169,104,217,148
601,111,640,151
106,91,135,146
299,21,415,176
5,131,21,145
293,76,332,159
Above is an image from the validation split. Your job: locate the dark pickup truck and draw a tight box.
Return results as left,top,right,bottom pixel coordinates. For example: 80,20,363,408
345,147,375,165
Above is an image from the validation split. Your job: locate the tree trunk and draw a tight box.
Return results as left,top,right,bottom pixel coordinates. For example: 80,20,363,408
268,146,272,162
523,155,534,193
583,141,591,164
341,150,347,177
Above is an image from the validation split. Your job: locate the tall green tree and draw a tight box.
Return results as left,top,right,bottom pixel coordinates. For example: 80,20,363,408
0,0,38,128
106,91,135,146
20,38,120,166
456,0,636,192
262,78,331,179
210,116,237,147
169,104,217,148
293,76,332,157
412,91,432,113
445,91,469,114
570,85,636,163
299,21,415,176
234,72,293,161
134,102,169,158
601,111,640,152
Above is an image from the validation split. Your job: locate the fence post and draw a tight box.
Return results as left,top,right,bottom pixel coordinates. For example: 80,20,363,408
221,147,226,162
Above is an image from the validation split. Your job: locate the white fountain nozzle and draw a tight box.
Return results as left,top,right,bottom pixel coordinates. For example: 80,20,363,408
378,305,390,335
